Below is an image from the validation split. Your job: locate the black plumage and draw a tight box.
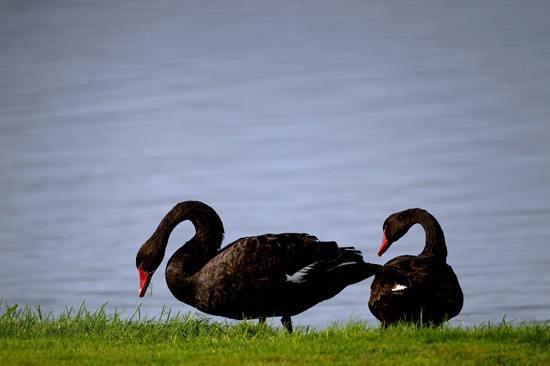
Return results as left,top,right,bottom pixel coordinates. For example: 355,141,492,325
136,200,380,332
369,208,463,326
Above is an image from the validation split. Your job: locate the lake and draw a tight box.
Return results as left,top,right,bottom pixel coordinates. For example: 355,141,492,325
1,0,549,328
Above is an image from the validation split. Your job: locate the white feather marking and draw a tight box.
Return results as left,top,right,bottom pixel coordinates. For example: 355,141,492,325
335,261,357,268
285,265,314,283
392,284,408,292
326,261,358,272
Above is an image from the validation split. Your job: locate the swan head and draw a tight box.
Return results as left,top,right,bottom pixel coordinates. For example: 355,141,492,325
136,239,165,297
377,209,417,256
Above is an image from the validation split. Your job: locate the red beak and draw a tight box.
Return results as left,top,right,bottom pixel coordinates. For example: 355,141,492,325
377,228,390,257
138,264,151,297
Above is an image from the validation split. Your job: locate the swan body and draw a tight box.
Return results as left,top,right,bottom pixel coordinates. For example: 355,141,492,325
369,208,463,326
136,201,380,332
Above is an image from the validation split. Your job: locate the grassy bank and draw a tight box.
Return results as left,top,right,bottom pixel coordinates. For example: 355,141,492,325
1,301,549,366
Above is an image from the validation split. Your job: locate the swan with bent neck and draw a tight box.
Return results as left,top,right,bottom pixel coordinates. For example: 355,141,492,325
136,200,380,332
369,208,463,326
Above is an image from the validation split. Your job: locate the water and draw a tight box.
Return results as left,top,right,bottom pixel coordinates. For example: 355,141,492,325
1,0,549,328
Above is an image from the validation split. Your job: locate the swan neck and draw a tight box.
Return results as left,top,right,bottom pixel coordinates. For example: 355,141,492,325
415,210,447,258
159,202,224,294
154,201,225,253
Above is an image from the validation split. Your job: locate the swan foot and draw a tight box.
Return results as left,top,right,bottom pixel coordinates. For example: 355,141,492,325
281,315,293,333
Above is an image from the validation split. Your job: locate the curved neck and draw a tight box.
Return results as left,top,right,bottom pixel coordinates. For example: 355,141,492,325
152,201,224,254
414,209,447,258
144,202,224,292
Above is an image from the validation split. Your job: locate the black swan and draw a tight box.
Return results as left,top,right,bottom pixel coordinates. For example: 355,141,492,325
368,208,463,326
136,200,380,332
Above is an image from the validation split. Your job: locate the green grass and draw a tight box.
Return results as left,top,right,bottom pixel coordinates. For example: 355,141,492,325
1,300,549,366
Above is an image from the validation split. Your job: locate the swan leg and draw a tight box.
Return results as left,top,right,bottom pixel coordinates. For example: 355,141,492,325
281,315,293,333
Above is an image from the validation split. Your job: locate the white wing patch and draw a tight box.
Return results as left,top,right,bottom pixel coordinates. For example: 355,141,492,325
333,261,357,269
286,265,315,283
392,284,408,292
326,261,358,273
